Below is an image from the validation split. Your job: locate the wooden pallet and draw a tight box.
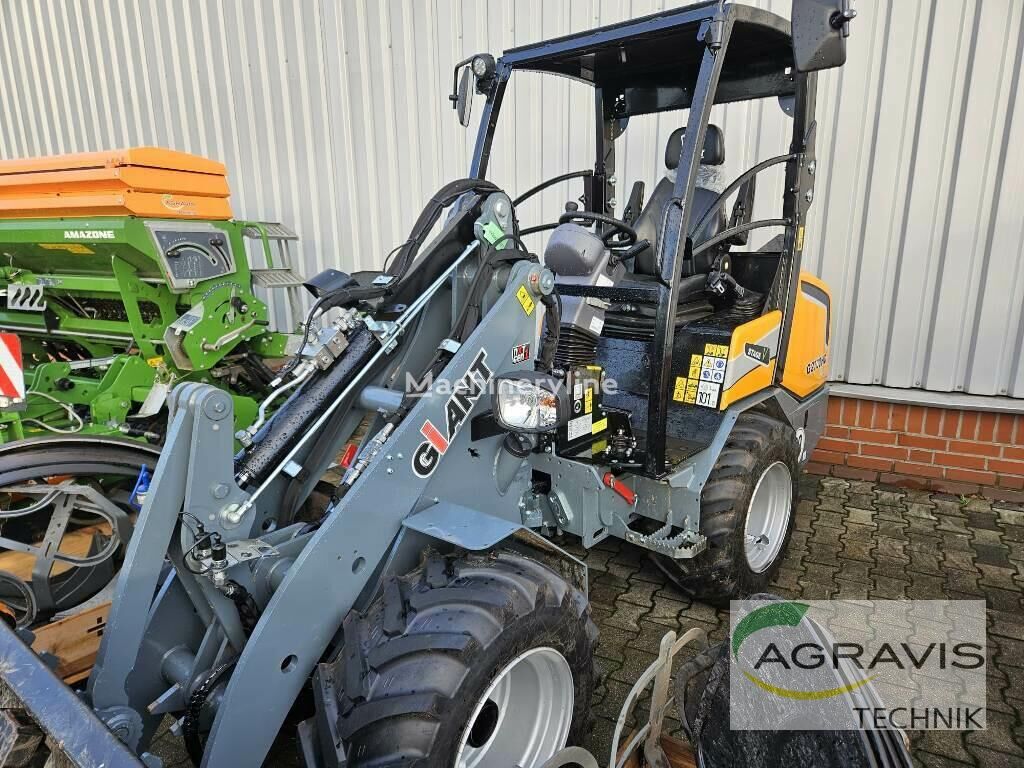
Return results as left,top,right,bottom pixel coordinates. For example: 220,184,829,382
29,602,108,684
0,526,111,684
0,523,110,580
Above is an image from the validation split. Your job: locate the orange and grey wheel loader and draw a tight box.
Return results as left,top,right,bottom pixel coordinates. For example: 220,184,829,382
0,3,904,767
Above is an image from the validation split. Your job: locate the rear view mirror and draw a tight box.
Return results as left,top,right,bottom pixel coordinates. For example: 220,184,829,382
455,67,475,127
791,0,856,72
449,54,496,128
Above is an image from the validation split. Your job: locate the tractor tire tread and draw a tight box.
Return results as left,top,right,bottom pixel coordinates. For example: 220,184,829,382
653,412,798,605
334,549,597,767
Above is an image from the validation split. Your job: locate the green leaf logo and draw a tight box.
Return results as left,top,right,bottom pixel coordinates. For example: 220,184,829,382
732,601,875,700
732,601,810,660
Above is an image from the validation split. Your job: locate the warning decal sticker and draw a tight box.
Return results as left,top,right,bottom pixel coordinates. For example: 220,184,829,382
672,343,727,408
40,243,94,254
567,413,592,441
0,333,25,403
515,285,535,315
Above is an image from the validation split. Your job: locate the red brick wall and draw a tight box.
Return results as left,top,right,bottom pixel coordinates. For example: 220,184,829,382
808,396,1024,502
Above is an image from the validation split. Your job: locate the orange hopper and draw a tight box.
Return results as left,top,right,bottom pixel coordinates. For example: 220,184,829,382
0,147,233,220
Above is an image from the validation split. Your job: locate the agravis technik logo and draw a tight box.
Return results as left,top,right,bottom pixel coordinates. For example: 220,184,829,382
729,599,987,731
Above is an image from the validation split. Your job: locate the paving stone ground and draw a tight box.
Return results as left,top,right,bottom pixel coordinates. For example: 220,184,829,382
565,473,1024,768
151,473,1024,766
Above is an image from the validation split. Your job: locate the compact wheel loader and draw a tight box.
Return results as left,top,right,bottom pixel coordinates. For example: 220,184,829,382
0,2,863,766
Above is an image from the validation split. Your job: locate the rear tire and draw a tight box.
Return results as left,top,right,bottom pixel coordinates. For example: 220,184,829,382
654,411,798,605
334,549,598,767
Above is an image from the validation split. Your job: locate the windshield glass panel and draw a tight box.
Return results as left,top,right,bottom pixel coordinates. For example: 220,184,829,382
484,71,595,244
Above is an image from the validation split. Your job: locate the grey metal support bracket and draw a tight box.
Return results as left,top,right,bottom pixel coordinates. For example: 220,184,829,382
89,382,249,712
402,502,524,551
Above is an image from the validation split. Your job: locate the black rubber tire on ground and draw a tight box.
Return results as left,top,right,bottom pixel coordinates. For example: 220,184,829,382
654,411,799,606
335,548,598,767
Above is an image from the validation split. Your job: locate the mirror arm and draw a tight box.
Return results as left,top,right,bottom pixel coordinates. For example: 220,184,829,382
689,153,795,237
831,0,857,36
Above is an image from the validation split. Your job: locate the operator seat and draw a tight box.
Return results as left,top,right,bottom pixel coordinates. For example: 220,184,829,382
632,124,727,277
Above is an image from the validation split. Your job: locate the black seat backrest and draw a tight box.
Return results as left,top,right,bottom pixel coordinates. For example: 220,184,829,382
633,124,727,276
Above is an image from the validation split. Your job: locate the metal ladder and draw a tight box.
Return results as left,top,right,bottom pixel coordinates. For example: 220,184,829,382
243,223,305,333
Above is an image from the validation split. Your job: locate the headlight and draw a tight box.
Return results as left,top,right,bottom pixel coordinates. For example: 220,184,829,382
471,54,496,79
492,373,567,433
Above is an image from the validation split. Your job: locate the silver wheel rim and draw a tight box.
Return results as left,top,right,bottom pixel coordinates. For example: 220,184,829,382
454,646,574,768
743,461,793,573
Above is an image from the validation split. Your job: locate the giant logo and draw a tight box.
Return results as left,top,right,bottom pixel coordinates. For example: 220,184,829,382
805,353,828,375
411,349,492,478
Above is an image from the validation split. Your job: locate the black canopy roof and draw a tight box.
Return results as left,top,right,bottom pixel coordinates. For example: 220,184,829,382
501,2,796,117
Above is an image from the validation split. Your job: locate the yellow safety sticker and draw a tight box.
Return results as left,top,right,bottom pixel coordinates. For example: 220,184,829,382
39,243,93,254
673,376,687,402
685,380,699,404
592,417,608,434
591,439,608,455
689,354,702,380
704,343,729,358
584,388,593,414
516,285,535,315
796,225,806,251
146,356,165,368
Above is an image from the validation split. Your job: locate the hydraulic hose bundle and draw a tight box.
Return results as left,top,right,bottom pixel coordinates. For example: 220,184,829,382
233,179,514,490
385,178,501,291
234,324,379,487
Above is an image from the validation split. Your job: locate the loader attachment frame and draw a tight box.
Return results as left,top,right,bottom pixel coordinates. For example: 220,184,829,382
70,245,547,765
0,624,141,768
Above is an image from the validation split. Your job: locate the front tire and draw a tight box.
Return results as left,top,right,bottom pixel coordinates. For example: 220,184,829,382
654,411,798,605
335,549,598,767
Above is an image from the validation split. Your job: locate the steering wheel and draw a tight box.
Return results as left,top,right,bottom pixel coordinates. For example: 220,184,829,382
558,211,637,248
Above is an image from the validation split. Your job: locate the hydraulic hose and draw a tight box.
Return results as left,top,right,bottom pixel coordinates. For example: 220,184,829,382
512,169,593,207
234,325,379,487
387,178,501,280
236,181,516,493
538,292,561,372
183,657,237,765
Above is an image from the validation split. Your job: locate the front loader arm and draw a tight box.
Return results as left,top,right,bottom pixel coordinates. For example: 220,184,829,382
201,257,546,766
0,240,547,768
0,623,142,767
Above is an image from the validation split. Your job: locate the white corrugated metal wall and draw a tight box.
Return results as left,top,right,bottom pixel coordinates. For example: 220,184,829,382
1,0,1022,399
